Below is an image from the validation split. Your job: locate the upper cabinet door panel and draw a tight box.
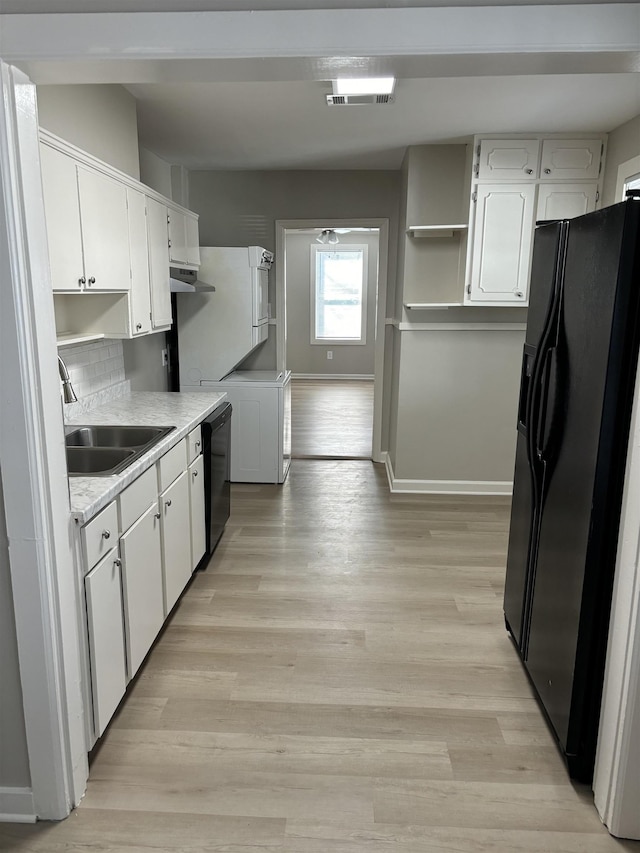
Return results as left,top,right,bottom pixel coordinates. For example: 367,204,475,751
147,197,172,329
186,214,200,266
536,183,598,222
540,139,602,181
77,167,131,291
168,208,188,265
127,188,152,335
40,144,85,292
478,139,540,181
468,184,536,304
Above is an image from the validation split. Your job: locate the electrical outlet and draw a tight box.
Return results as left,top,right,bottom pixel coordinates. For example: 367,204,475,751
327,351,333,360
161,348,169,367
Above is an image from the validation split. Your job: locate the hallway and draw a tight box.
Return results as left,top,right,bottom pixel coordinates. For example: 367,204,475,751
1,460,636,852
291,379,373,459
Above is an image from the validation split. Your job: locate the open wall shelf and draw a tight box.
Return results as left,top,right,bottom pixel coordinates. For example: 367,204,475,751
407,224,468,238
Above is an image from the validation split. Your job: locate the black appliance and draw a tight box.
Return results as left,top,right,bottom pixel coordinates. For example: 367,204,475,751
198,402,232,563
504,197,640,783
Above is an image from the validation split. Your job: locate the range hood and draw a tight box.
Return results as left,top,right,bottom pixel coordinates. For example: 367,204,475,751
170,267,216,293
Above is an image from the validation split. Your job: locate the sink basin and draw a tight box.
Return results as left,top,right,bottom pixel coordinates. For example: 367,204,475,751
65,425,176,477
66,446,137,476
65,425,173,448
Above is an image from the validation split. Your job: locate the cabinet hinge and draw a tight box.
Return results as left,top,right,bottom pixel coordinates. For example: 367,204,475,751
596,190,600,203
466,283,472,295
473,163,479,176
167,214,171,224
472,192,477,203
476,144,481,157
168,239,172,248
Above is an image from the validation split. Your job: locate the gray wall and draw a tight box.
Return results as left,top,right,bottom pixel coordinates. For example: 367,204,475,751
602,113,640,207
0,467,31,789
139,145,172,197
188,169,401,372
36,84,170,392
37,84,140,180
285,230,378,376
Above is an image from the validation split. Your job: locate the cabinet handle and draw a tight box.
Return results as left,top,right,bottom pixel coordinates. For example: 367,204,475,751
88,276,96,285
136,323,142,331
79,276,86,285
544,168,551,175
102,529,111,540
165,499,172,508
193,470,198,478
154,511,161,520
516,291,524,298
525,168,533,175
114,558,122,567
195,440,201,448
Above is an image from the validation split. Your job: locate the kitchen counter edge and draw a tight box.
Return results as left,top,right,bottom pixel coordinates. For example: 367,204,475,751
67,391,227,525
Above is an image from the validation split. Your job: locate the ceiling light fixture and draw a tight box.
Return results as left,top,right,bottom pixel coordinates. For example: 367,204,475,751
333,77,395,97
316,229,340,245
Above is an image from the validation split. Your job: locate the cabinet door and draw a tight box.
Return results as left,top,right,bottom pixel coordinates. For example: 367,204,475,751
160,470,191,614
147,197,172,329
186,215,200,266
467,184,536,304
77,167,131,291
126,188,152,335
168,208,188,265
536,183,598,222
230,386,279,482
189,454,206,571
120,502,164,679
540,139,603,181
477,139,540,181
85,549,127,738
40,144,85,292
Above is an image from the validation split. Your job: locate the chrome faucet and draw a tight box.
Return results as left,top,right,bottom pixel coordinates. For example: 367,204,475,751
58,355,78,404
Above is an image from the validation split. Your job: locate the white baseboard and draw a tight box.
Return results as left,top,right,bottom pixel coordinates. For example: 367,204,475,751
384,455,512,495
291,373,374,381
0,787,36,823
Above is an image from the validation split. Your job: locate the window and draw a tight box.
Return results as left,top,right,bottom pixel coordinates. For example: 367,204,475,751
311,245,368,345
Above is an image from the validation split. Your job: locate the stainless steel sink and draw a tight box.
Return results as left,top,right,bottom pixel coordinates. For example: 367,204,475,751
65,425,175,477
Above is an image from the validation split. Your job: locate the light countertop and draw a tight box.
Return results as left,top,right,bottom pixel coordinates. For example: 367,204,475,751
67,391,227,524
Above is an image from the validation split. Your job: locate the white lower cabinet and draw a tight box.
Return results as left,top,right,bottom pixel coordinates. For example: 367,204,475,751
84,548,127,738
160,470,192,615
120,502,164,679
189,454,206,571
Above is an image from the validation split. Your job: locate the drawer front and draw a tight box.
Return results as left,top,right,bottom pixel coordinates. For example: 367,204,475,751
82,501,119,572
158,438,187,492
119,465,158,533
187,425,202,465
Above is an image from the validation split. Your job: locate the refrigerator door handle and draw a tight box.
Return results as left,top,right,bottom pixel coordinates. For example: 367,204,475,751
517,344,537,436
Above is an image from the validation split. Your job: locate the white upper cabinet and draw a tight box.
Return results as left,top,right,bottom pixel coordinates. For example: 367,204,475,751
40,143,85,292
540,139,603,181
77,167,131,291
147,197,173,330
126,188,152,335
536,183,599,222
168,208,188,265
477,139,540,181
467,184,536,304
186,214,201,266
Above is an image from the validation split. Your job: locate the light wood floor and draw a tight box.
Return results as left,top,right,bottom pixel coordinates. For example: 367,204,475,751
2,461,638,852
291,379,373,458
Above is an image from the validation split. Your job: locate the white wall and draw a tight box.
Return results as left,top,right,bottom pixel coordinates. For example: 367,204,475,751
0,468,31,790
36,84,140,179
285,230,378,376
139,145,172,197
602,113,640,207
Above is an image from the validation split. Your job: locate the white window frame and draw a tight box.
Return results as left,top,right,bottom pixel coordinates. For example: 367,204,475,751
310,243,368,346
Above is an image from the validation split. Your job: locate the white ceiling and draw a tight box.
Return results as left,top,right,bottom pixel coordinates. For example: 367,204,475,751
5,3,640,171
128,74,640,170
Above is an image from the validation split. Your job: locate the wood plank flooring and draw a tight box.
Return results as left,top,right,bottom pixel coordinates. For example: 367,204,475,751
291,379,373,458
2,460,638,852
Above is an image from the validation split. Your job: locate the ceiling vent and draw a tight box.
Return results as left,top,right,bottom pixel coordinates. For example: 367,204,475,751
326,93,394,106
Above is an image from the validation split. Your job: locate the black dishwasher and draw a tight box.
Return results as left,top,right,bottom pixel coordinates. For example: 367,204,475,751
199,402,232,563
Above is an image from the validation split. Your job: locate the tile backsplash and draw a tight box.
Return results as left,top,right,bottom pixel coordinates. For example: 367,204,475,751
59,339,129,418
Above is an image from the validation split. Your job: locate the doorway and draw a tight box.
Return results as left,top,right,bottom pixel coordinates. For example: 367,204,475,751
275,219,388,463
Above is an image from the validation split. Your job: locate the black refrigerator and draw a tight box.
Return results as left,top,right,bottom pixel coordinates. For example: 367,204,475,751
504,197,640,783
